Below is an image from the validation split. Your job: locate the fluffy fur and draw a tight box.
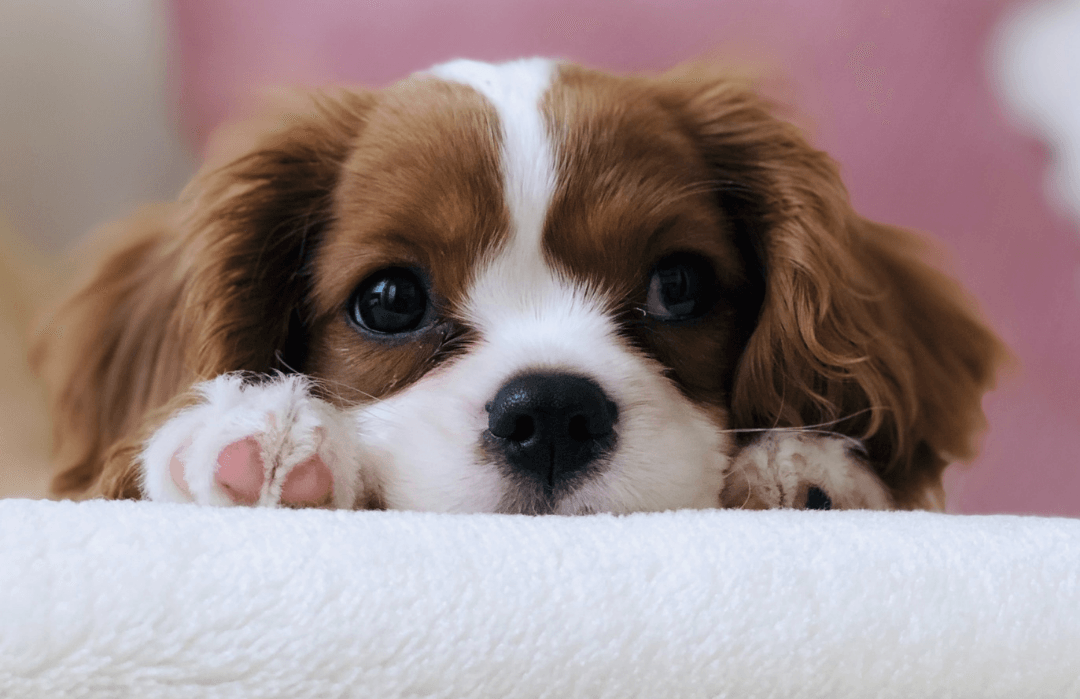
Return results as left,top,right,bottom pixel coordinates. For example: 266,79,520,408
32,59,1007,513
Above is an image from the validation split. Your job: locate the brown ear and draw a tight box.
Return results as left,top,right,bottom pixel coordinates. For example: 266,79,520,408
658,67,1009,508
31,207,190,498
31,90,372,498
180,90,373,376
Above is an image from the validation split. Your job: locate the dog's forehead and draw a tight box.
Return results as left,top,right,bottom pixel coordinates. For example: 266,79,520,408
431,58,560,256
429,59,564,323
315,59,725,321
431,60,726,314
313,71,507,314
542,64,731,294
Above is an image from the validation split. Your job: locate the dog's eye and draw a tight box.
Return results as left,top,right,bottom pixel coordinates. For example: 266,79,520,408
349,268,429,334
645,254,718,322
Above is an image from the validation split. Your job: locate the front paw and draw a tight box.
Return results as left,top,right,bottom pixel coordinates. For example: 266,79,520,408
722,432,894,510
140,374,365,508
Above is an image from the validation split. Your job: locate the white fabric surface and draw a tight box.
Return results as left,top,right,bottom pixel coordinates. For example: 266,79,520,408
1,499,1078,698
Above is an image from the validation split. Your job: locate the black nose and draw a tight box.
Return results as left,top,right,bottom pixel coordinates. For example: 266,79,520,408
485,373,618,488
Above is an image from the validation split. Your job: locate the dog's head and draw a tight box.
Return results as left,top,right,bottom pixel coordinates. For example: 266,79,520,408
40,59,1006,512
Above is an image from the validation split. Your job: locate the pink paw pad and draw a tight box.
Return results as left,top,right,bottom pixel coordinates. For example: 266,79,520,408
215,437,264,505
169,437,334,506
280,454,334,505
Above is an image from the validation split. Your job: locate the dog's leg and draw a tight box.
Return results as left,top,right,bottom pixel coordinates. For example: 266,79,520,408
140,374,366,508
721,433,894,510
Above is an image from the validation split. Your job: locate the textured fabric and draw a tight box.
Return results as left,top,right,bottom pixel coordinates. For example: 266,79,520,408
2,499,1078,698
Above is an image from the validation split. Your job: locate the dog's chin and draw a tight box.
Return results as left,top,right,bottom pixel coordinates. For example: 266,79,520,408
493,469,603,515
496,489,588,516
492,471,726,516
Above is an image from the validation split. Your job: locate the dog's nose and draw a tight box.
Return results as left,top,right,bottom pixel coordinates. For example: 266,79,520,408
486,373,618,487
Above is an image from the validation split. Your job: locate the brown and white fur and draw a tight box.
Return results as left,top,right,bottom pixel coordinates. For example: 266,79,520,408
32,59,1007,514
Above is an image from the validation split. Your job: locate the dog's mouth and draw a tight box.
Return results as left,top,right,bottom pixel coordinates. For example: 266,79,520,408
493,467,603,515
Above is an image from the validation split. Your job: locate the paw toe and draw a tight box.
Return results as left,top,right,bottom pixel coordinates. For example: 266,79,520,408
280,455,333,506
215,437,265,505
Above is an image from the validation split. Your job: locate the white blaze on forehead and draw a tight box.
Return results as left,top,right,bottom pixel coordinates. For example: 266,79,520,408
430,58,557,261
430,58,574,325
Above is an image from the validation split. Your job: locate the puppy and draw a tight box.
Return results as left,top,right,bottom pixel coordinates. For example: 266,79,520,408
32,59,1007,514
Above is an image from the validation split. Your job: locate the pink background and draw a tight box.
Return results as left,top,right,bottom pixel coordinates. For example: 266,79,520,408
171,0,1080,515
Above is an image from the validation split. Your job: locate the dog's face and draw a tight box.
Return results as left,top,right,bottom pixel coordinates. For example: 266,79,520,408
39,59,1006,510
301,60,759,513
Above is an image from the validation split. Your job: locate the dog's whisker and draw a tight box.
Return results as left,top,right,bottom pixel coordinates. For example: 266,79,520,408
266,355,405,412
725,406,887,434
720,407,892,458
724,427,867,450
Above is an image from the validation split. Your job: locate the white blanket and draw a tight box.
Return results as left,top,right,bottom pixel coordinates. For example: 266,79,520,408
1,499,1078,698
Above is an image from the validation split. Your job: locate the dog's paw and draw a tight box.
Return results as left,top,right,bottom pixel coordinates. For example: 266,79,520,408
140,374,366,508
721,432,894,510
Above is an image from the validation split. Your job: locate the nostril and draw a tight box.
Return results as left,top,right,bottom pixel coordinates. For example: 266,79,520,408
489,408,537,442
567,414,591,442
508,415,535,443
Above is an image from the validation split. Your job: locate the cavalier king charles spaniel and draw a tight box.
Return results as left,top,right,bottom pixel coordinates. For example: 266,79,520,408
33,59,1007,514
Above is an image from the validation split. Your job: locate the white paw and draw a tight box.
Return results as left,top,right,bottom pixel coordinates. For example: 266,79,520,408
140,373,366,508
722,432,894,510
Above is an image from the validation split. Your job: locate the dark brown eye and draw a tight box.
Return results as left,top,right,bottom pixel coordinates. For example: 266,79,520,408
645,253,718,322
348,268,429,335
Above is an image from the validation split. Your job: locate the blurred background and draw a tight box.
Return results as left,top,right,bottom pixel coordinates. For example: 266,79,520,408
1,0,1077,514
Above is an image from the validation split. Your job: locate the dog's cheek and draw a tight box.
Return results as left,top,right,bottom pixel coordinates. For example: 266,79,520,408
348,365,507,513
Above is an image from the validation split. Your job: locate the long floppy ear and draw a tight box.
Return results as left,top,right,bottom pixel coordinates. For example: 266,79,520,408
658,67,1009,509
181,90,373,376
31,90,371,498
